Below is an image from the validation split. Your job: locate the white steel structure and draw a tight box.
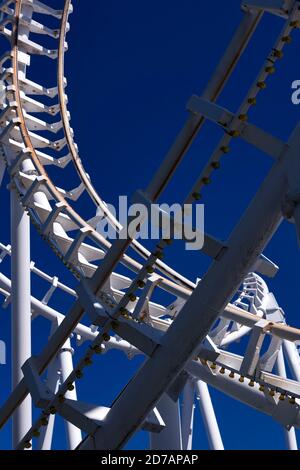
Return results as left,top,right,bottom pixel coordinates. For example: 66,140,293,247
0,0,300,450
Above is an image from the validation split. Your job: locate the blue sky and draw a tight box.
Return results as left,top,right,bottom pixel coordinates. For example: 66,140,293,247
0,0,300,450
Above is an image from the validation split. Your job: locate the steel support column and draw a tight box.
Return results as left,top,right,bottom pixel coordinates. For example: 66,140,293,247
37,358,60,450
283,340,300,382
10,188,32,448
196,381,224,450
58,337,82,450
181,379,195,450
276,347,298,450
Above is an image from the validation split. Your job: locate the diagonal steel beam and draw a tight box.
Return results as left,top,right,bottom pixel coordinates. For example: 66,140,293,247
78,125,300,450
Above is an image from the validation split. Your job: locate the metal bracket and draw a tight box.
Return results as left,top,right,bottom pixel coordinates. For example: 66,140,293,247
252,254,279,278
242,0,293,17
187,95,287,160
59,399,165,435
22,357,54,409
240,319,270,377
76,280,109,327
64,227,93,265
22,175,47,206
42,202,67,237
272,399,300,429
132,275,161,320
42,276,58,305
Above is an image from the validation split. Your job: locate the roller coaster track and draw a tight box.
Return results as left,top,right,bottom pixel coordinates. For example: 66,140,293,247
0,0,300,450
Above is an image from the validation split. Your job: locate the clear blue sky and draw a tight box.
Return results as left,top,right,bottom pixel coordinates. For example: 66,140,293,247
0,0,300,450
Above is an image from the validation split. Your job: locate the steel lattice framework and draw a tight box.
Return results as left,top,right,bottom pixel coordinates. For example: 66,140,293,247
0,0,300,450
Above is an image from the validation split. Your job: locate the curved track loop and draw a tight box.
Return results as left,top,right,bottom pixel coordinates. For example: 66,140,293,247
5,0,199,310
0,0,268,332
57,1,195,290
0,0,300,450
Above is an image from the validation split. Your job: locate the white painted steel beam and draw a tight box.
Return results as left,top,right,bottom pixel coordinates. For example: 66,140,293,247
57,333,82,450
78,125,300,450
10,188,32,448
283,340,300,382
181,379,195,450
276,348,298,450
196,381,224,451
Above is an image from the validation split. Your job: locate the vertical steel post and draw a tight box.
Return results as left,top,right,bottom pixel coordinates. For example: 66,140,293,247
10,2,34,448
196,381,224,450
181,379,195,450
10,188,32,448
276,347,298,450
37,358,60,450
58,337,82,450
283,340,300,382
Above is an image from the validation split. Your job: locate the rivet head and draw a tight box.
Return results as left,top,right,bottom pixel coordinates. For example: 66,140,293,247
282,35,292,44
229,130,240,137
202,176,211,185
129,294,137,302
248,97,257,105
155,251,164,260
265,66,276,74
273,49,283,59
211,161,221,170
192,192,202,201
84,357,92,366
257,81,267,90
93,345,103,354
103,333,110,342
